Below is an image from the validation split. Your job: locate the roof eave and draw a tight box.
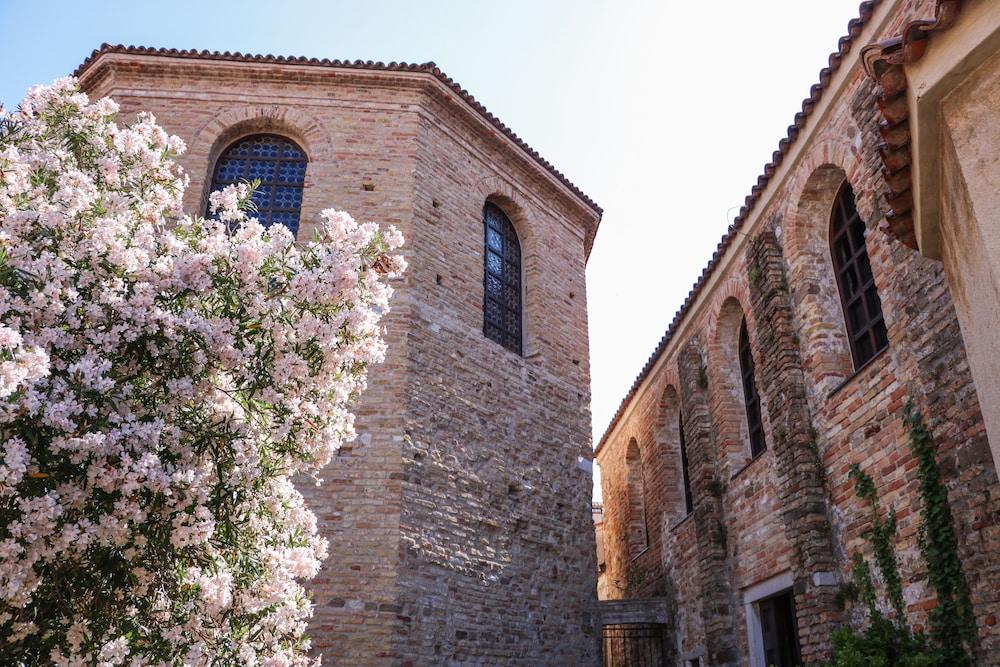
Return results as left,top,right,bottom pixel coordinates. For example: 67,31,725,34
73,44,603,254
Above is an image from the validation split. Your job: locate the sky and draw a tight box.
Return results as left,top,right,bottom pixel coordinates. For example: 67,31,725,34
0,0,866,500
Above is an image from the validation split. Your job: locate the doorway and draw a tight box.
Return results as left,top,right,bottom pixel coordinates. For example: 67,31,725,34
755,590,801,667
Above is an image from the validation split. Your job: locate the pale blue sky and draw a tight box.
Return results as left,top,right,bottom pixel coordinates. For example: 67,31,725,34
1,0,865,499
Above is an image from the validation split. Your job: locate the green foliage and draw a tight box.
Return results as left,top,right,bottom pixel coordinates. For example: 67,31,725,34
834,581,859,611
829,619,936,667
848,464,905,620
697,365,709,390
826,404,976,667
707,478,725,497
904,401,976,665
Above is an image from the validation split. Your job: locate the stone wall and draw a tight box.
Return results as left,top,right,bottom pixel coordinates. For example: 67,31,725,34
595,1,1000,664
79,50,601,666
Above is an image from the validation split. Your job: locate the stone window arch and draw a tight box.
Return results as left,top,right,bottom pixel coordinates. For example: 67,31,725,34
830,180,888,369
625,438,648,557
207,134,307,235
713,296,771,470
483,201,523,354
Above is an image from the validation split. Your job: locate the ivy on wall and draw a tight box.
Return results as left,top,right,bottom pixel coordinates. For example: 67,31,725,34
904,402,976,664
827,402,976,667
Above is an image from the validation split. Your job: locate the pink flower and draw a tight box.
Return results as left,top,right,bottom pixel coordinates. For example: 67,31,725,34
0,77,403,665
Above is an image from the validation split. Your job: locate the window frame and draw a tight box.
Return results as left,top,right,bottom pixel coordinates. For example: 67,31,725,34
207,133,307,235
829,181,888,369
482,201,523,355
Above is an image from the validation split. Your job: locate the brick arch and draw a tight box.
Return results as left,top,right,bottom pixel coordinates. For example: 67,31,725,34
782,142,861,393
783,138,864,259
188,105,335,219
708,288,770,474
654,362,681,404
656,379,688,520
476,175,537,249
625,437,649,559
706,277,757,356
192,105,334,164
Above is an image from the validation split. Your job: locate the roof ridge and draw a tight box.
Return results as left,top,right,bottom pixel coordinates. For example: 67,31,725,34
72,43,603,219
594,0,881,456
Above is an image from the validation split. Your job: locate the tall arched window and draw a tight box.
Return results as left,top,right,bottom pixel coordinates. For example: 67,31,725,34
625,439,648,557
678,409,693,516
739,318,766,458
483,202,522,354
208,134,307,235
830,181,888,368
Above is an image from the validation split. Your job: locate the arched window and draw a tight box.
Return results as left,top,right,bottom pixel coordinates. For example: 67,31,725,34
678,409,693,515
739,318,766,458
830,181,888,368
207,134,307,235
483,202,522,354
625,439,648,557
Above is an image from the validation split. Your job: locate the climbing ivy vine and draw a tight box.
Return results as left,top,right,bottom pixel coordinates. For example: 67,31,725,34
827,401,976,667
904,401,976,664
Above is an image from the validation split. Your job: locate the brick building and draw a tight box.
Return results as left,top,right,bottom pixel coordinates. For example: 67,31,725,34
74,45,602,665
595,1,1000,666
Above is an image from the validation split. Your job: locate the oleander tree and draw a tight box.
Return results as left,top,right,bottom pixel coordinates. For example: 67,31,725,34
0,78,405,666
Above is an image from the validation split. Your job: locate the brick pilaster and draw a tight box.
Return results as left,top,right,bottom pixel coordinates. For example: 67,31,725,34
678,341,740,667
745,231,841,663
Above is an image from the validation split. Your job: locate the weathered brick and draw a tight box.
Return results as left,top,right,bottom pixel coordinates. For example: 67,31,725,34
595,2,1000,665
79,51,602,666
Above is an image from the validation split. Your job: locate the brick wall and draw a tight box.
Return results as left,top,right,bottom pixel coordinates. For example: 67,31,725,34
80,52,601,666
596,1,1000,664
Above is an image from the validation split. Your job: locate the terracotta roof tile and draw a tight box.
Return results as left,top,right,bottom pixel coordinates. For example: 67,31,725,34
861,0,964,248
73,44,602,220
594,1,880,457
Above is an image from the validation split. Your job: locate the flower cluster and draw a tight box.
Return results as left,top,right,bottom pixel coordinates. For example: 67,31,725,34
0,78,404,665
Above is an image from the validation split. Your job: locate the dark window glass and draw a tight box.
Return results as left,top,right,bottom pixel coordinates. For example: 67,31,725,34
679,410,694,515
830,181,888,368
482,202,522,354
739,318,767,458
207,134,307,235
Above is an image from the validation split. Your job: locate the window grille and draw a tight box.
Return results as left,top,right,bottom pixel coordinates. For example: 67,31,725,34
483,202,522,354
208,134,307,235
830,181,888,368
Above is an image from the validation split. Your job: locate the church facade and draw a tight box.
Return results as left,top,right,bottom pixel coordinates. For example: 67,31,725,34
75,45,602,665
596,1,1000,666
